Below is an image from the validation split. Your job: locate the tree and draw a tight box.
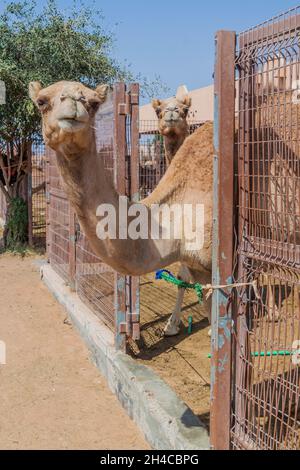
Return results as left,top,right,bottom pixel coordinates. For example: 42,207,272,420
0,0,166,248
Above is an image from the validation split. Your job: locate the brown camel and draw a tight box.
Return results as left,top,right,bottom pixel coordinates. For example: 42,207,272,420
152,95,191,166
29,80,213,336
152,93,201,333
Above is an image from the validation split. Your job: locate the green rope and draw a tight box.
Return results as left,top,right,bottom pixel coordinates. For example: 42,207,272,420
155,270,203,304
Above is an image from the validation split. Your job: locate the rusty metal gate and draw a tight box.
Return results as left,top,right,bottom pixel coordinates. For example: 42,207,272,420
212,7,300,450
46,83,140,350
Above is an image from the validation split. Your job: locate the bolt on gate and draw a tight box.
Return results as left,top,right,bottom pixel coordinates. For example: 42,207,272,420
212,7,300,450
46,83,140,351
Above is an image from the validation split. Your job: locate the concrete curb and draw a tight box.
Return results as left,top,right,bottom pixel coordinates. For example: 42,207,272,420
41,264,210,450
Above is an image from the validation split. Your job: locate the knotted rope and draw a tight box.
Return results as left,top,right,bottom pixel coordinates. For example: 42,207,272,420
155,269,260,304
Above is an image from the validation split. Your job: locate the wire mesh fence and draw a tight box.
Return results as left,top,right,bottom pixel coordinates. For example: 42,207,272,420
31,138,46,247
139,119,204,199
0,138,46,247
47,148,72,284
46,84,140,341
75,90,116,330
231,6,300,450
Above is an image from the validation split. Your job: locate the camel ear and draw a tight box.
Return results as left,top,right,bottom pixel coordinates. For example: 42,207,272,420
180,95,192,108
95,84,109,103
152,99,162,110
29,81,42,103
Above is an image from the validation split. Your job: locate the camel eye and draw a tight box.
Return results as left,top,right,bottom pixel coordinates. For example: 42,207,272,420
89,100,100,111
36,98,47,107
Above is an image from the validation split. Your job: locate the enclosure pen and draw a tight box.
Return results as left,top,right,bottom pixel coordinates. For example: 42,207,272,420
45,83,141,346
35,5,300,447
212,5,300,451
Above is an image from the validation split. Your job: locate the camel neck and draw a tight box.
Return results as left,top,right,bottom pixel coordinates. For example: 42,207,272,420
55,132,118,217
53,131,180,275
164,130,188,166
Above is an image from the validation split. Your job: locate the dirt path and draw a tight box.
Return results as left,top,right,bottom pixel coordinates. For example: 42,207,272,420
0,253,148,450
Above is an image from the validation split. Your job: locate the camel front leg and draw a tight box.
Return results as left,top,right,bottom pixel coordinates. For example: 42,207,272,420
164,265,190,337
267,283,280,321
190,268,212,336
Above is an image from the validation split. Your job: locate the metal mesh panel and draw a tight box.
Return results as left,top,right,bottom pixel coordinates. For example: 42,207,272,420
31,139,46,247
75,92,116,330
139,119,204,199
48,151,71,284
233,6,300,450
75,230,115,330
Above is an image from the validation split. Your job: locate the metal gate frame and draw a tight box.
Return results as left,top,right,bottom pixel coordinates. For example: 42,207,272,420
211,30,236,450
114,82,141,350
212,8,300,451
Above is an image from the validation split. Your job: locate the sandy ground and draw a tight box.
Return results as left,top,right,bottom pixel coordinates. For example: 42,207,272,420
0,253,148,450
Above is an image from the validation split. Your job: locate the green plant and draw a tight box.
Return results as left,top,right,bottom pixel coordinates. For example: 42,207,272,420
4,196,28,250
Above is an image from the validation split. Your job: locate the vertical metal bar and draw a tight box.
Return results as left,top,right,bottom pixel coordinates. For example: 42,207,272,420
114,82,127,351
129,83,140,203
129,83,140,341
211,30,236,450
27,141,33,247
234,35,253,448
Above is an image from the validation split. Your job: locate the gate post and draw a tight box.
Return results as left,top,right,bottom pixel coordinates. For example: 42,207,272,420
129,83,140,341
114,82,127,351
210,30,236,450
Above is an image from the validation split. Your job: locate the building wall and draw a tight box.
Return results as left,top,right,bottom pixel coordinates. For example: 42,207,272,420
140,84,214,126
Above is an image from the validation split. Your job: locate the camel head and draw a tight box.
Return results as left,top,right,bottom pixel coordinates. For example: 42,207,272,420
152,95,192,138
29,81,109,152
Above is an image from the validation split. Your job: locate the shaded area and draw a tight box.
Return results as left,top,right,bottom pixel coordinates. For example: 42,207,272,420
128,263,211,431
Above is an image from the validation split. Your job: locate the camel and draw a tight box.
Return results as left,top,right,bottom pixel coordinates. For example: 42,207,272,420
152,95,191,167
152,93,205,333
29,80,213,336
139,94,191,198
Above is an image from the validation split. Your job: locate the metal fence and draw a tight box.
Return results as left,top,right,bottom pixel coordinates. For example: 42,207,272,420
75,89,116,330
139,119,204,198
212,6,300,450
0,138,46,246
29,138,46,247
47,146,72,283
46,83,140,347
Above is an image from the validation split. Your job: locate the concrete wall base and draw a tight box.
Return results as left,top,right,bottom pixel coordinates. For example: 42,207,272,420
41,263,210,450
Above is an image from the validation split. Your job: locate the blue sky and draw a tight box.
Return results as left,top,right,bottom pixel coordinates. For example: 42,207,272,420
1,1,298,97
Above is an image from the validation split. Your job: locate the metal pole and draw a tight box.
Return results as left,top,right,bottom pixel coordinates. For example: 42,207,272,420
114,83,127,352
129,83,140,341
210,30,236,450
